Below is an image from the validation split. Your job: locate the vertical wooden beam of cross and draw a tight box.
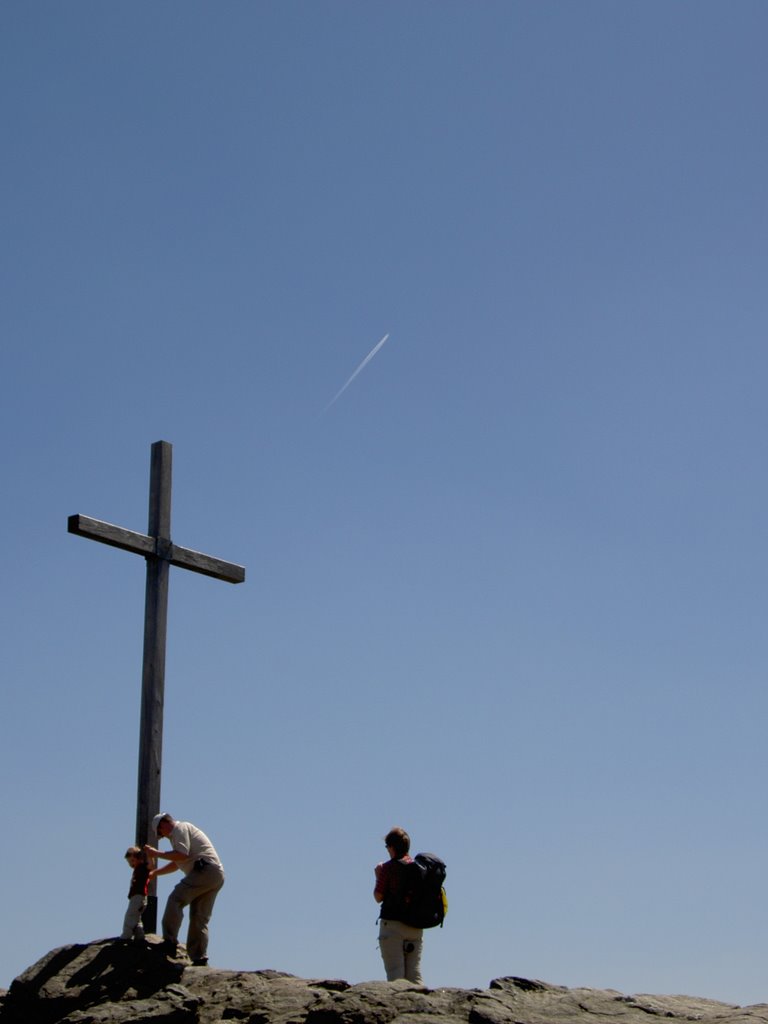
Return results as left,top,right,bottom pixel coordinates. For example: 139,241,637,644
68,440,245,932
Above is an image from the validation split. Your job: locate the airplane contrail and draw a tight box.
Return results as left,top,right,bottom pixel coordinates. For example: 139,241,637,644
323,333,391,412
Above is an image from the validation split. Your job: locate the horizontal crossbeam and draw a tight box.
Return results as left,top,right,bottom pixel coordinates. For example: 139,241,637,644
68,514,154,556
168,543,245,583
67,514,245,584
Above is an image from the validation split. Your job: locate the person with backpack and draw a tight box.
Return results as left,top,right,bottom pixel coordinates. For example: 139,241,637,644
373,826,425,983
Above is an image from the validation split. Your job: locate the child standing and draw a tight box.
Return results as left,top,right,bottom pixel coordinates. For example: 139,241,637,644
121,846,150,941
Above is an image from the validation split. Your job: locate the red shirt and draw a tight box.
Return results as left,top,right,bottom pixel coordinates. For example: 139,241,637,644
374,855,414,916
128,863,150,898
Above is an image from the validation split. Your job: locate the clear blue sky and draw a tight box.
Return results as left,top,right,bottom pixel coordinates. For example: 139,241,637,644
2,0,767,1005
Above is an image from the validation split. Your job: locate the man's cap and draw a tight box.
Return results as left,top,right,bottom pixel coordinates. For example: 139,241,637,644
152,813,173,832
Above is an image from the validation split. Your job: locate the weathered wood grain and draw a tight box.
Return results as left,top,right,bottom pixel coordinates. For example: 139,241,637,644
67,514,155,556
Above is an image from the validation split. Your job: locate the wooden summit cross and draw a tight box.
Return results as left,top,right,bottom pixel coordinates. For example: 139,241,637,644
68,440,245,931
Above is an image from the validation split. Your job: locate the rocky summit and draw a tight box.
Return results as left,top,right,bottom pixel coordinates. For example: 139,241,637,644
1,939,767,1024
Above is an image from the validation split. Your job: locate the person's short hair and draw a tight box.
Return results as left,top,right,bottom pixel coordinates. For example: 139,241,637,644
124,846,143,860
384,827,411,858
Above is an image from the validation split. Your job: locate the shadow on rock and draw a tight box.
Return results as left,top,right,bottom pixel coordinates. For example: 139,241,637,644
1,939,187,1024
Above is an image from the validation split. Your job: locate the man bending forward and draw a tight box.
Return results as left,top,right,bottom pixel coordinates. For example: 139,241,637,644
145,812,225,966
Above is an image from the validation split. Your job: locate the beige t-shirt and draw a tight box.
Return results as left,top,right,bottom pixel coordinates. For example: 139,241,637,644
169,821,223,874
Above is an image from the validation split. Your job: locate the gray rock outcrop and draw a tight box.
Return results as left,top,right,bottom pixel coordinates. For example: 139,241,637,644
1,938,767,1024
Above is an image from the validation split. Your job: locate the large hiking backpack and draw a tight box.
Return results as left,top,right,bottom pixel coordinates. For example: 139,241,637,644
400,852,447,929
